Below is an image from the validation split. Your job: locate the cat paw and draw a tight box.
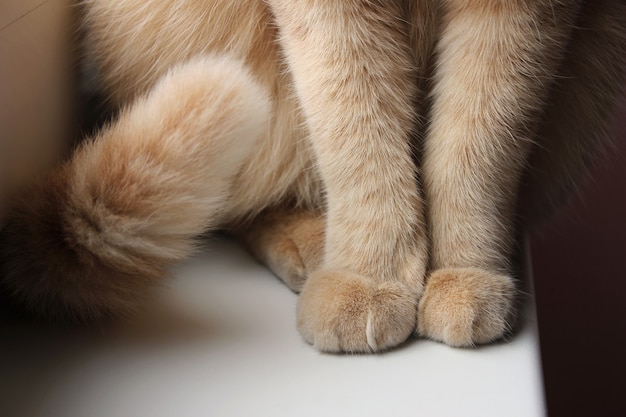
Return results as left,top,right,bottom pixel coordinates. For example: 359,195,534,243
264,236,309,291
417,267,516,347
235,210,324,292
297,269,417,353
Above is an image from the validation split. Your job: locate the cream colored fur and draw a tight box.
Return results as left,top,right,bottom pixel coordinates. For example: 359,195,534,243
1,0,625,352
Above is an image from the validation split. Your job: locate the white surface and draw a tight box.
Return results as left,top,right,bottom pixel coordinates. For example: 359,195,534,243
1,237,546,417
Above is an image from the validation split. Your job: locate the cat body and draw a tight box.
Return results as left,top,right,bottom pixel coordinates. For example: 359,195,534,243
1,0,624,352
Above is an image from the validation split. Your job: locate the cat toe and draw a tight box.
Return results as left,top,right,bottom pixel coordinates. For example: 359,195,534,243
417,267,517,347
263,236,308,292
297,269,417,353
236,209,325,293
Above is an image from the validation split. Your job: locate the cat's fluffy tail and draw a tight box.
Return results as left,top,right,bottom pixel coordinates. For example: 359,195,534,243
0,55,270,320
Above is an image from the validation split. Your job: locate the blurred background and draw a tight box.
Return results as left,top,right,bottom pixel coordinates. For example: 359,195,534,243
531,95,626,416
0,0,76,226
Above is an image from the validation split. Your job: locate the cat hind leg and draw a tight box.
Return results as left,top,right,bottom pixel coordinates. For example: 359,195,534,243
234,208,325,293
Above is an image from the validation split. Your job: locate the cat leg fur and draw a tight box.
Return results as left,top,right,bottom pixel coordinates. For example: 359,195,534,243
269,0,429,352
0,55,270,320
418,0,580,346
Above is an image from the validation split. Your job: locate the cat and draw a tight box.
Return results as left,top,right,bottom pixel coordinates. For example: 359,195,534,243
1,0,624,353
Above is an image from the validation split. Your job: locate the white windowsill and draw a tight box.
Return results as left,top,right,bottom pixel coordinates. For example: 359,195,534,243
0,236,545,417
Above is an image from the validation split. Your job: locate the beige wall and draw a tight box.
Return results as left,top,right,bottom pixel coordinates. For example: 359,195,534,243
0,0,75,225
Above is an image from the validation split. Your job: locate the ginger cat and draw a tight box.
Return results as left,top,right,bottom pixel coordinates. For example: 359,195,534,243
1,0,624,353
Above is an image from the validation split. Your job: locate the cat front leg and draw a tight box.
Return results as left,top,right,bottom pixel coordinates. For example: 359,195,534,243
0,55,270,320
269,0,428,352
419,0,580,346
